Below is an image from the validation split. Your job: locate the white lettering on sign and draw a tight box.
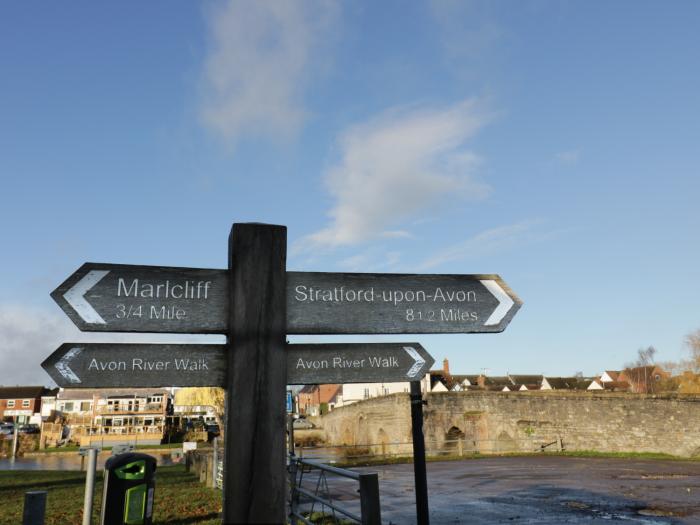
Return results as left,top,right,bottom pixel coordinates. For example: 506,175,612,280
88,358,126,371
117,279,212,300
85,357,210,373
174,358,209,371
293,285,477,306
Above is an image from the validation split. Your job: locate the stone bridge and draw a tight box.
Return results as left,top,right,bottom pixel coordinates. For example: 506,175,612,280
314,391,700,457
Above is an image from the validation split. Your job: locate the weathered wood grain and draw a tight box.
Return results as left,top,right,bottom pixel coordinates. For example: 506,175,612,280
41,343,226,388
223,223,287,524
287,272,522,334
286,342,434,384
51,263,228,333
53,265,521,335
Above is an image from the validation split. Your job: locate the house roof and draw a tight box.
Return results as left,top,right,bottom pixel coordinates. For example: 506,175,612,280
545,377,591,390
57,388,169,400
298,385,317,395
482,376,510,386
602,370,621,381
601,381,631,391
509,375,543,386
0,386,51,400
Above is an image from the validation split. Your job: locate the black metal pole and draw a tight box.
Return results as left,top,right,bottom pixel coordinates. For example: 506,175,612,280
410,381,429,525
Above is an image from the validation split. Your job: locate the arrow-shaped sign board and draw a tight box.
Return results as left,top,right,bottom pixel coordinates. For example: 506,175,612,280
42,343,434,388
287,343,434,384
287,272,522,334
52,263,521,334
50,263,228,333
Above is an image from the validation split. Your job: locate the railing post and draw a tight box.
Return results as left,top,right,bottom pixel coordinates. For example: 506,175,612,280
359,473,381,525
211,437,219,488
82,447,98,525
23,491,47,525
288,455,298,521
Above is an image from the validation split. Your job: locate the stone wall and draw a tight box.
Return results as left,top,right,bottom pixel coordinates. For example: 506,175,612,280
317,391,700,457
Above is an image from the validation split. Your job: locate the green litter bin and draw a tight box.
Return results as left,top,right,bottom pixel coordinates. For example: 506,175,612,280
100,453,156,525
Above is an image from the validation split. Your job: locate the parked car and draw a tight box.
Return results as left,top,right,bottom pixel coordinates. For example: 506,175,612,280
292,418,314,430
0,423,14,436
18,424,40,434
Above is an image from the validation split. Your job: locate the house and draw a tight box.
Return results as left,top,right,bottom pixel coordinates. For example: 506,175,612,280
297,384,342,415
542,377,590,390
481,376,512,391
508,375,544,390
587,379,630,392
55,388,171,446
0,386,53,424
618,366,669,393
600,371,621,383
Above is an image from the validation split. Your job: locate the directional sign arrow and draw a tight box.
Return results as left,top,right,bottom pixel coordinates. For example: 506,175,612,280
42,342,435,388
51,263,229,333
285,343,434,384
53,264,521,334
42,343,227,388
286,272,523,334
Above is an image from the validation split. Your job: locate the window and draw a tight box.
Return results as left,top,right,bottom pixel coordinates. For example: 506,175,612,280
63,402,74,412
7,400,15,408
363,388,370,399
22,400,30,408
80,402,91,412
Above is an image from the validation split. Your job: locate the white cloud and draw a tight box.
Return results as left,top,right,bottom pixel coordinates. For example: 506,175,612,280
297,99,492,250
419,220,543,270
200,0,338,146
0,305,74,386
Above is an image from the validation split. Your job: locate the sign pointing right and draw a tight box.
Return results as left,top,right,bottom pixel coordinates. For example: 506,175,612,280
286,342,434,385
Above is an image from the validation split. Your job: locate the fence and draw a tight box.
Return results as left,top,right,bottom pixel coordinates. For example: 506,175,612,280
288,455,380,525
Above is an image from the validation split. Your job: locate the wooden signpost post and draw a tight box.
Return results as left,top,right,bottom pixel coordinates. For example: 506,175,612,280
47,222,522,525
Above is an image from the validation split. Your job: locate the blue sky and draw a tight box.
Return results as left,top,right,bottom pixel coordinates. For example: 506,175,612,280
1,1,698,385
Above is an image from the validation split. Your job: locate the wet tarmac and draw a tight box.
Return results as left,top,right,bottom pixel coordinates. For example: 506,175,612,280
300,456,700,524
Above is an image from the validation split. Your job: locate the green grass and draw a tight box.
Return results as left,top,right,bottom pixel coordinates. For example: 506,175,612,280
0,465,221,524
29,443,184,455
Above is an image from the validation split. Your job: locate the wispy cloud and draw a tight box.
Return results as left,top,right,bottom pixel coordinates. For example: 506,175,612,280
553,149,581,166
296,99,492,251
200,0,338,146
0,305,75,385
419,220,545,270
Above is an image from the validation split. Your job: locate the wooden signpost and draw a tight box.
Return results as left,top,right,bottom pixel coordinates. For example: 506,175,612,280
47,222,522,525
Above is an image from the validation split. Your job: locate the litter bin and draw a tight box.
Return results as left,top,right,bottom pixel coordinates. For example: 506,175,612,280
100,453,156,525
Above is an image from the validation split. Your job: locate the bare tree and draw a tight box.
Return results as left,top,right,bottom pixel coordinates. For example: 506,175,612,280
685,330,700,373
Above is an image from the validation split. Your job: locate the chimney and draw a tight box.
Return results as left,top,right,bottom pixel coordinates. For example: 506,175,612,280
443,358,450,376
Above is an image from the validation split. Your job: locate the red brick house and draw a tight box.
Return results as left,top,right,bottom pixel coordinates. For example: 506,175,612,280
297,384,341,416
0,386,51,424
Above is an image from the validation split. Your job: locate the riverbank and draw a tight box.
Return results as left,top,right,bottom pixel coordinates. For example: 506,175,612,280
23,442,184,457
0,465,221,524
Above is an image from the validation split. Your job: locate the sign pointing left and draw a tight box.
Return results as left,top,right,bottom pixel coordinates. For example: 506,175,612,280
42,343,227,388
51,263,228,333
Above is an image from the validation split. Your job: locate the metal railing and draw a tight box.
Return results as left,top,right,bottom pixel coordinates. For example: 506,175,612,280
288,455,380,525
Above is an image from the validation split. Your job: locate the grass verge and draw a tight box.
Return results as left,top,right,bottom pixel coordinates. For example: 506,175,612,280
0,465,221,525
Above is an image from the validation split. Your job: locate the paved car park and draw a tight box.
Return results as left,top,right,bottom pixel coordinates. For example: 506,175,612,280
318,456,700,524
